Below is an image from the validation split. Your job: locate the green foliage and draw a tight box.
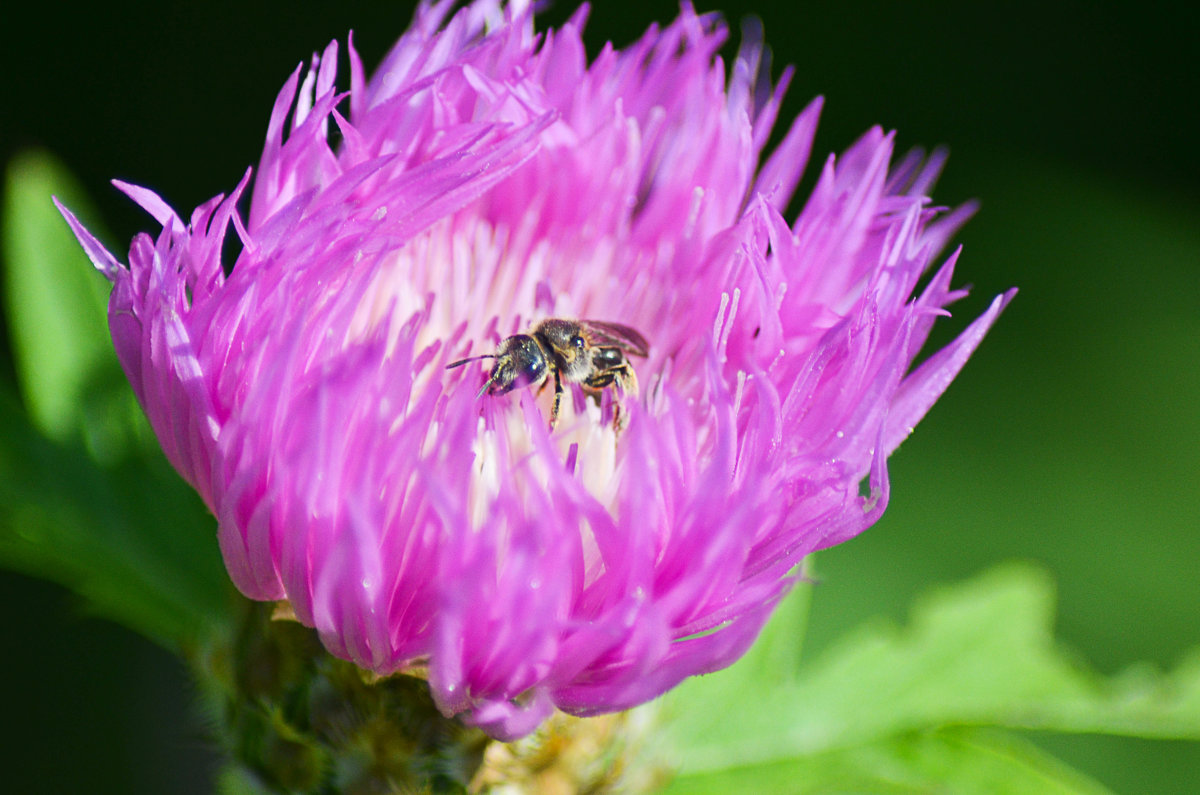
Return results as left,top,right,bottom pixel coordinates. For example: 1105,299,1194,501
0,152,232,652
0,388,232,650
663,727,1114,795
2,150,150,461
660,563,1200,793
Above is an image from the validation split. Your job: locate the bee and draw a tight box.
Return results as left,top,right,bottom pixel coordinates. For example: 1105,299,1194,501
446,318,650,431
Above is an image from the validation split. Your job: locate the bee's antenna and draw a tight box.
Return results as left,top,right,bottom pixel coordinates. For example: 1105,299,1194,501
447,353,499,399
446,354,495,370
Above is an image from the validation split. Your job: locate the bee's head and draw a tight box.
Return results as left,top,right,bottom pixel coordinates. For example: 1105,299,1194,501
484,335,548,395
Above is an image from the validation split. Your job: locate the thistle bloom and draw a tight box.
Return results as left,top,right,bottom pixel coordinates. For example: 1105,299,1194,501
61,1,1011,740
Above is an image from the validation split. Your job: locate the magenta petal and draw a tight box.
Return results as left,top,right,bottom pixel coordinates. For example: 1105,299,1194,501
65,0,1012,740
884,288,1017,455
54,198,121,280
111,180,178,229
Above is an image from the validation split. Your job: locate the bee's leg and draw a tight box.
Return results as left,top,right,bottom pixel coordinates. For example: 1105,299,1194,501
616,363,638,399
611,397,625,434
612,367,634,434
549,369,563,431
586,366,638,432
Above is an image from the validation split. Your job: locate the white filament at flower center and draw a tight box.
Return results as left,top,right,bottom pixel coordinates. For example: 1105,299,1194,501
468,404,619,531
352,213,626,570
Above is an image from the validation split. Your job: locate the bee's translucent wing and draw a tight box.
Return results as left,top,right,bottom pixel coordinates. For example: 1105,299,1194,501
580,320,650,357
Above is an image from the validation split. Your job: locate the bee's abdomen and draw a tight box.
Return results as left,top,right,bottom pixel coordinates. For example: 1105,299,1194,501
592,347,625,370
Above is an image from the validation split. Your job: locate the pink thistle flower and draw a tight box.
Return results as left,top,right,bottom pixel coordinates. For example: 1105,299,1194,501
59,0,1012,740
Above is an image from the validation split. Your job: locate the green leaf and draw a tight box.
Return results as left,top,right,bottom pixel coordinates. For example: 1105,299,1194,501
0,386,233,651
661,563,1200,777
663,727,1114,795
2,150,149,461
0,151,227,651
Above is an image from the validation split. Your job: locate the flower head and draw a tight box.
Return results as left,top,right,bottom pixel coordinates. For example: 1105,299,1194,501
60,0,1012,740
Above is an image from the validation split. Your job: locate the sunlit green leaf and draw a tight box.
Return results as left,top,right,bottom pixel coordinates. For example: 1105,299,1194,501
663,727,1114,795
2,150,149,461
662,563,1200,777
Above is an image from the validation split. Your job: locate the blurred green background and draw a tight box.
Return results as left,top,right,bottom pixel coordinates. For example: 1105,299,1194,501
0,0,1195,792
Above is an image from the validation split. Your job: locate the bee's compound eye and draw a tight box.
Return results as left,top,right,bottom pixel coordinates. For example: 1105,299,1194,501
571,336,585,349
